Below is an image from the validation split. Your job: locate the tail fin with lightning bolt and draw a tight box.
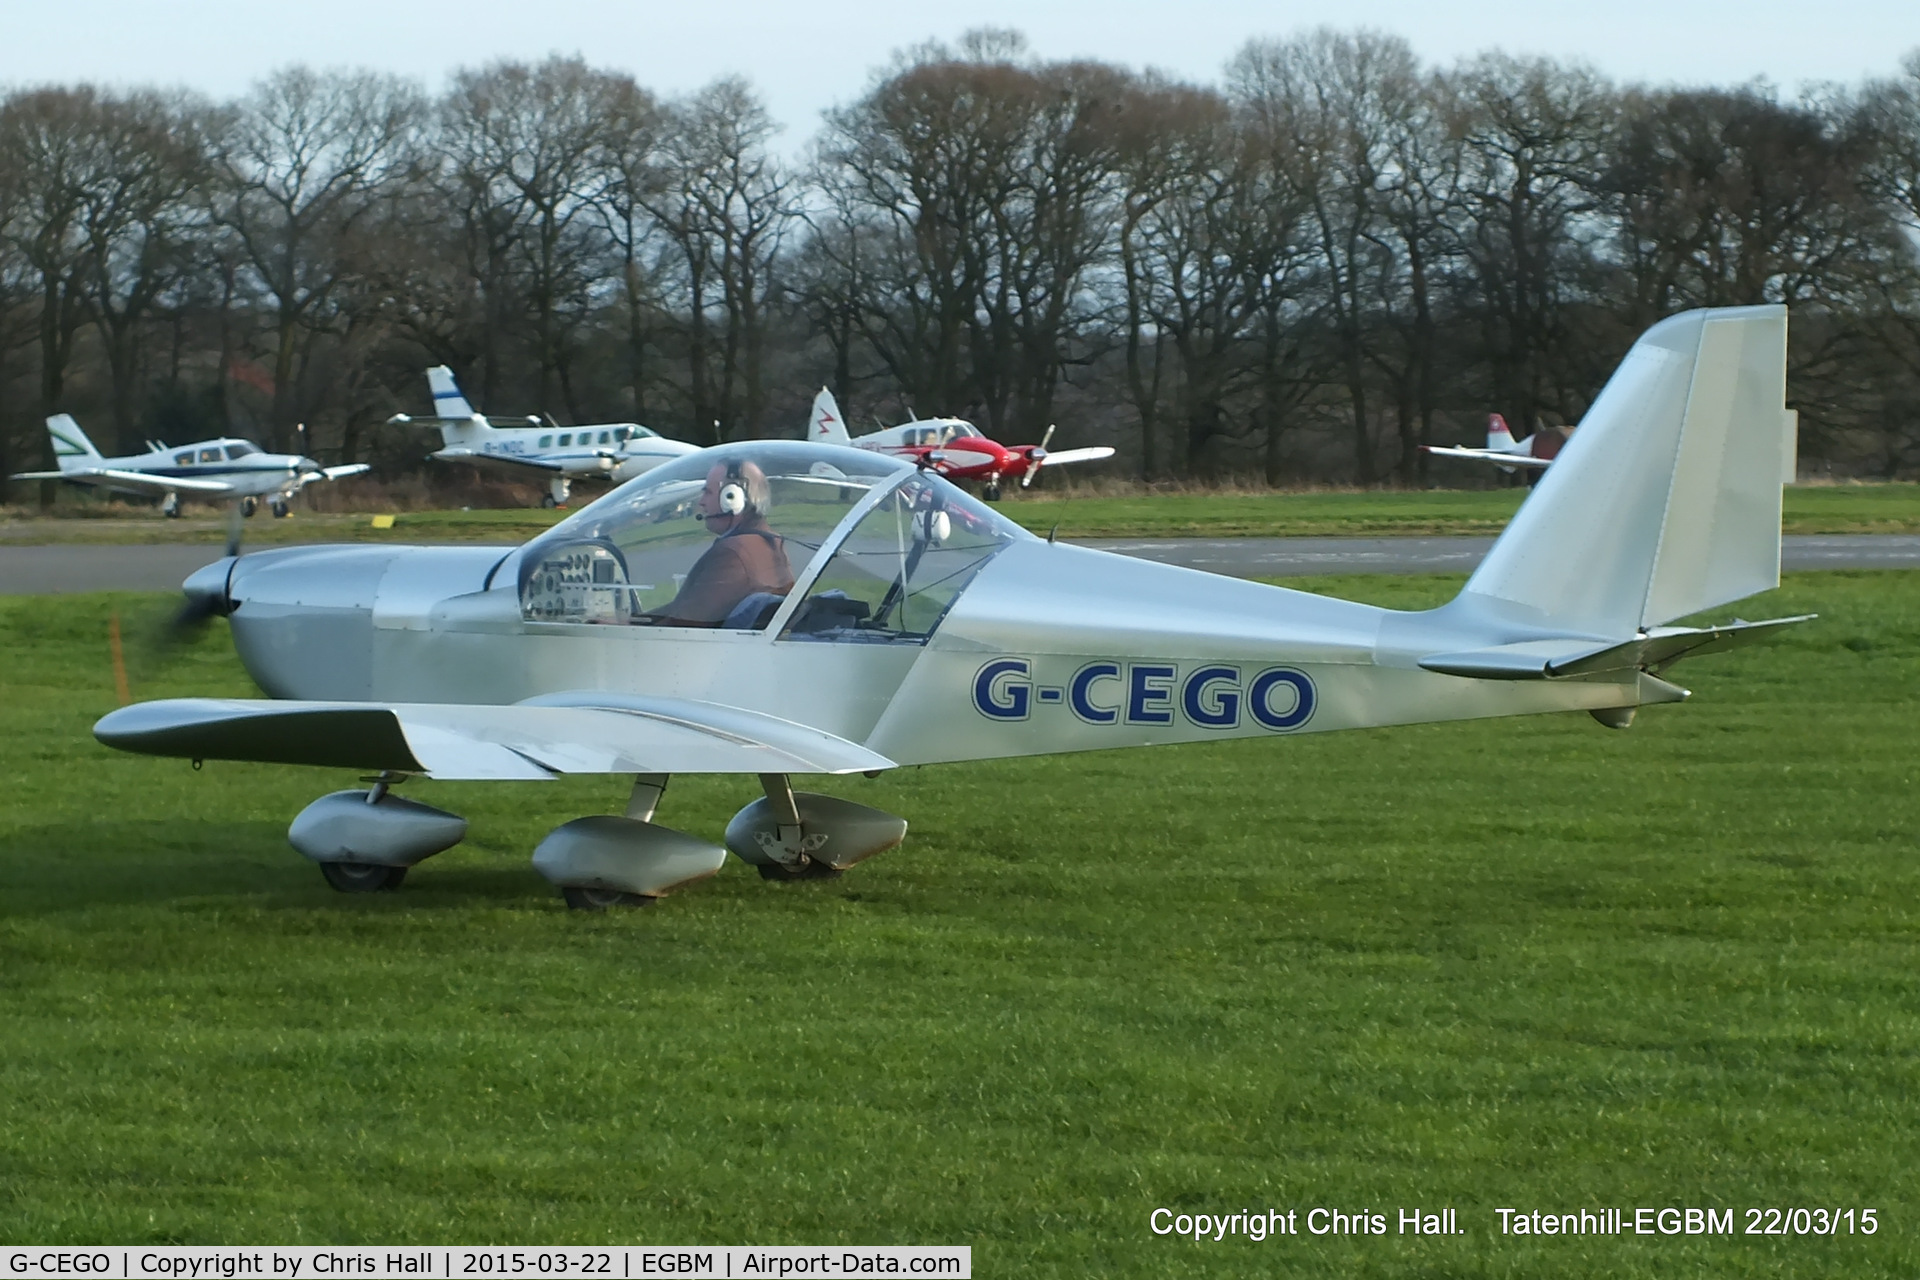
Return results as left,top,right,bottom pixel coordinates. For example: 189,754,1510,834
809,387,852,444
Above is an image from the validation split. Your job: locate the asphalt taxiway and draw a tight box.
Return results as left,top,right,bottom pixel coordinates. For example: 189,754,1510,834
4,535,1919,595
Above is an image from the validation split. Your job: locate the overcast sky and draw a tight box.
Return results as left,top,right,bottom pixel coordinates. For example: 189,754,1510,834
6,0,1917,144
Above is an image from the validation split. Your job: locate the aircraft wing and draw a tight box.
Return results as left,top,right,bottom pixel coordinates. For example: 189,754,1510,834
10,467,235,495
1036,447,1116,467
1421,445,1551,469
430,448,565,474
93,691,895,780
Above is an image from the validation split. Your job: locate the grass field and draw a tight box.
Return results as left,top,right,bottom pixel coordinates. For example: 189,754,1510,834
8,482,1920,545
2,574,1917,1274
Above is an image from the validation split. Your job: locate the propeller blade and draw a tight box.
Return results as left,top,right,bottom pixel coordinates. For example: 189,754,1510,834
1021,425,1057,488
223,500,245,558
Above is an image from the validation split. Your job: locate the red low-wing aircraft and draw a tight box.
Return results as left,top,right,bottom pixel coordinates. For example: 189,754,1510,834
808,389,1114,499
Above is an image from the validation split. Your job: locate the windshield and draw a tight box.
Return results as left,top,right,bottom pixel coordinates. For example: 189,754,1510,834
779,473,1025,645
517,441,911,627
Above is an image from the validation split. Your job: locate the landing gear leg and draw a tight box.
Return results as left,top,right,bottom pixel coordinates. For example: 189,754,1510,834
543,477,571,509
751,773,841,881
626,773,669,822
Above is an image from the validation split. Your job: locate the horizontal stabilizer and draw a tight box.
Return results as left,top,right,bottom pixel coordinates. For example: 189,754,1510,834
95,692,896,779
320,464,371,481
1419,614,1813,680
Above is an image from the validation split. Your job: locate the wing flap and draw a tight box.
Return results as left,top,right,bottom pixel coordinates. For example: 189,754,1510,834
95,693,895,780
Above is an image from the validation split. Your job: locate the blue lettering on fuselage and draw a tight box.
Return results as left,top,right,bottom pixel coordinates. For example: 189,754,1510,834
974,659,1314,732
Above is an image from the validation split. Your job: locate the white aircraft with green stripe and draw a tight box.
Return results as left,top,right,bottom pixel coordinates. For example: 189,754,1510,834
11,415,369,517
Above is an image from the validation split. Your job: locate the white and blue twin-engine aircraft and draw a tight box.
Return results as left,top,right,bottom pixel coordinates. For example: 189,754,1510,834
387,367,699,508
97,307,1806,910
10,415,369,517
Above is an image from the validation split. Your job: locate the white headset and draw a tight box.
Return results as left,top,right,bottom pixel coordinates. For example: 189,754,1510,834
717,480,747,515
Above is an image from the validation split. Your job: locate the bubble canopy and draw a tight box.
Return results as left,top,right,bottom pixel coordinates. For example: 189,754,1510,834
513,440,1029,635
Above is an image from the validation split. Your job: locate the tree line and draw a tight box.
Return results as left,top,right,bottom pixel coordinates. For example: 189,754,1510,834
4,28,1919,497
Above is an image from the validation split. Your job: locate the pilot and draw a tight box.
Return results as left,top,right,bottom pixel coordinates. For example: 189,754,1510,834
643,459,793,626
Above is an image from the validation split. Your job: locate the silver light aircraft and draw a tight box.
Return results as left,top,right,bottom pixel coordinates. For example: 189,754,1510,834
95,307,1806,909
11,415,370,517
387,367,700,508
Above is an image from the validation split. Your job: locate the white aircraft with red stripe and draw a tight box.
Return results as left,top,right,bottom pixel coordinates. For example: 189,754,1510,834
808,388,1112,500
1424,413,1574,479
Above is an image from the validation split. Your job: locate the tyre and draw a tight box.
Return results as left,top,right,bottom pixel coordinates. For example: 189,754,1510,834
755,860,844,882
241,498,258,517
320,861,406,893
562,886,654,911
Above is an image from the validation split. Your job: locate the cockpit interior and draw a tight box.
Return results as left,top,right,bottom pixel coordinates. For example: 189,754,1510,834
515,441,1028,642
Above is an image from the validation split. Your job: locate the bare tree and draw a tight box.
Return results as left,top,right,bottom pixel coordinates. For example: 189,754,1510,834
1232,30,1423,484
647,78,792,441
212,66,422,449
0,88,99,490
1443,53,1613,436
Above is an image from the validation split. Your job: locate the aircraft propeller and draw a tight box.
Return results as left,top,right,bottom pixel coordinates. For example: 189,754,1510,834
159,499,246,649
1020,424,1056,488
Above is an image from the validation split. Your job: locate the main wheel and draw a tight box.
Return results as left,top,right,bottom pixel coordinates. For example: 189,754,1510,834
320,861,406,893
241,497,258,517
270,498,291,518
562,886,654,911
983,480,1002,502
755,860,844,882
540,495,559,509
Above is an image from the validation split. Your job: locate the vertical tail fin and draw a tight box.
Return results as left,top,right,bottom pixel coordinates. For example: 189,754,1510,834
47,415,103,471
810,387,851,444
426,366,475,420
1460,305,1795,637
1486,413,1516,451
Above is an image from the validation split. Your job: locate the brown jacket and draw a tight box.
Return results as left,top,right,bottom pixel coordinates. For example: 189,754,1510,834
657,516,794,625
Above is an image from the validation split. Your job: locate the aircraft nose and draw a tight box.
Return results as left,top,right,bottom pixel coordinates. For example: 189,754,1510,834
182,556,238,617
